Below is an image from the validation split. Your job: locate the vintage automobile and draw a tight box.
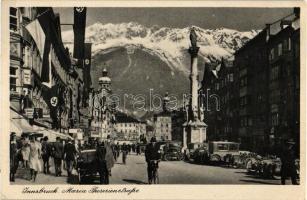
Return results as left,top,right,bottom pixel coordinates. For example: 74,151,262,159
246,155,282,179
193,144,210,164
76,149,100,184
160,142,183,161
184,142,206,161
208,141,240,163
164,147,184,161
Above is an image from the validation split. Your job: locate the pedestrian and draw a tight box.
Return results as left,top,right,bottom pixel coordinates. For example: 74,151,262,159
280,139,298,185
116,142,121,159
136,144,141,155
95,139,108,184
132,143,136,153
41,136,51,174
127,144,131,154
52,137,64,177
29,135,42,182
122,143,129,164
10,132,19,182
145,137,161,184
21,135,30,168
64,138,77,181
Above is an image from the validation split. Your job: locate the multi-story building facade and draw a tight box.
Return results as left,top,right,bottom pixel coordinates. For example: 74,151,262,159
232,9,300,153
267,13,300,154
88,68,115,139
200,9,300,154
10,7,86,136
114,113,145,141
233,29,269,152
201,60,239,142
153,94,172,141
154,114,172,141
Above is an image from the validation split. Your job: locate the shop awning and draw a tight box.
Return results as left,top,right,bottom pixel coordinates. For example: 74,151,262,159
10,109,45,136
40,129,73,142
10,109,72,141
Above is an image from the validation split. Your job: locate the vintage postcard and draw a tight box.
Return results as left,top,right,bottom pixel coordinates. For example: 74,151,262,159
0,0,306,199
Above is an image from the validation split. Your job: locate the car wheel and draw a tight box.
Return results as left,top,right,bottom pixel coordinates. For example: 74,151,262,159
210,154,221,165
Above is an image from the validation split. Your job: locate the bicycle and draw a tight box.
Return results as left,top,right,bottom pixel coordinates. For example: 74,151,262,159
148,160,160,184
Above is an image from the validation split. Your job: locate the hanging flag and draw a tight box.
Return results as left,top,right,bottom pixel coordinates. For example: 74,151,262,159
83,43,92,103
25,8,52,82
83,43,92,68
73,7,87,59
25,19,45,59
48,85,59,109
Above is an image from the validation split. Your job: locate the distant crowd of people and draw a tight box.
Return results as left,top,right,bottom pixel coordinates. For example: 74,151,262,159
9,132,159,184
10,132,82,183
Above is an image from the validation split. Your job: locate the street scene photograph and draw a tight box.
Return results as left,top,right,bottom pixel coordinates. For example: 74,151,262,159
9,6,300,185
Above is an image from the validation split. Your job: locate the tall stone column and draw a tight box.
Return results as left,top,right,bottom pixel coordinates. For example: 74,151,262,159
182,28,207,148
189,46,200,121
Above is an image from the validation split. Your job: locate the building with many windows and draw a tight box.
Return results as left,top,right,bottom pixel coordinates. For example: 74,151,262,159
9,7,86,136
88,68,115,139
233,9,300,153
201,59,238,142
114,112,146,141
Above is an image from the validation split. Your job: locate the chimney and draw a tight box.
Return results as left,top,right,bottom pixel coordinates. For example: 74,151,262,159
294,7,300,18
265,24,271,42
280,20,292,29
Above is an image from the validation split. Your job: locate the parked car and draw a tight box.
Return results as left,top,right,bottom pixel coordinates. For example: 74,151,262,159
164,147,184,161
208,141,240,164
160,142,183,161
184,142,206,161
193,144,210,164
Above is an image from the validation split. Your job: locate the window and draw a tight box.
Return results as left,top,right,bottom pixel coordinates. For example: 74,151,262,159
10,7,17,31
288,38,291,51
229,144,239,151
283,39,290,52
10,67,17,75
270,65,279,80
270,48,275,61
240,77,247,87
240,96,248,106
10,77,16,91
229,73,234,82
278,43,282,56
217,144,228,151
240,117,248,127
272,113,279,126
215,83,219,90
248,118,253,126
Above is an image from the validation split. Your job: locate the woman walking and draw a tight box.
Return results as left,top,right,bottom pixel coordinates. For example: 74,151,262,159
21,135,30,168
29,136,42,182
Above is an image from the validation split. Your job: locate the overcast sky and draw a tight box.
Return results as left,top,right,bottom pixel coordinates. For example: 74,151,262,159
54,7,293,31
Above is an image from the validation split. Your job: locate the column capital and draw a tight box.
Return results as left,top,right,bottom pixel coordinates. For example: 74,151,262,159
189,47,200,58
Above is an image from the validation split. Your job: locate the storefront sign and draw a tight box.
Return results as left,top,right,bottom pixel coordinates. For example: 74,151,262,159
33,108,43,118
25,108,34,118
23,69,32,85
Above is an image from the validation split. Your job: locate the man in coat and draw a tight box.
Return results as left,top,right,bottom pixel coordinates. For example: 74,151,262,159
64,138,77,180
96,139,108,184
104,137,115,180
52,137,64,176
145,137,161,184
280,139,298,185
10,132,19,182
41,136,51,174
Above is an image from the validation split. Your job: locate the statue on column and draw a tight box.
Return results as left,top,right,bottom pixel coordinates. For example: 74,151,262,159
190,27,198,48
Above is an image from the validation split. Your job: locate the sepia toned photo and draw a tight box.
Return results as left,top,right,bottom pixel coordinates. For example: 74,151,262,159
1,1,306,200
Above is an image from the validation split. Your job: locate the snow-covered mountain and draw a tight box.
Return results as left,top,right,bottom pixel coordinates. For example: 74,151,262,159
62,22,259,115
62,22,259,75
